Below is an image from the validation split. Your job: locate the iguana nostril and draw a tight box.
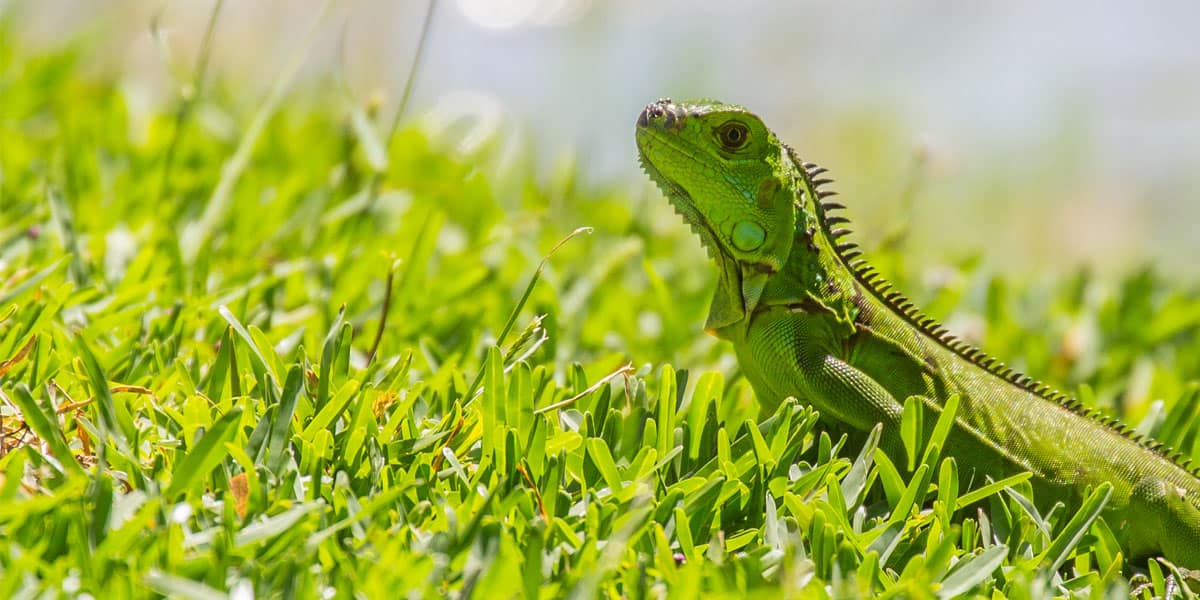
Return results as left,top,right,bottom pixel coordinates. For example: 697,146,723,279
637,101,684,129
637,103,663,128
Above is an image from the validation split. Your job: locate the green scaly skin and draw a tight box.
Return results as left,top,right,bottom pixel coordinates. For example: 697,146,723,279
635,98,1200,567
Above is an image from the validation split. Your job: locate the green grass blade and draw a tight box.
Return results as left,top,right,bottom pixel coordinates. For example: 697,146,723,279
1037,482,1112,573
164,407,244,499
6,383,83,475
936,544,1008,598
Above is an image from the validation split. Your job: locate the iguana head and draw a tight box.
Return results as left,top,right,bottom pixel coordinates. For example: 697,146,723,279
636,98,799,333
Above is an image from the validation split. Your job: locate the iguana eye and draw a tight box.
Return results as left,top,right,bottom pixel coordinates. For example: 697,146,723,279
717,122,750,150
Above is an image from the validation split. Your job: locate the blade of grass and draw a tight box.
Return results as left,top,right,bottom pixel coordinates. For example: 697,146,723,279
466,227,593,405
0,258,65,306
1036,482,1112,574
164,407,243,499
3,384,83,475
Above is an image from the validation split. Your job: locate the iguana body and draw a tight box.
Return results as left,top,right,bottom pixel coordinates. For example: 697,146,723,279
635,98,1200,567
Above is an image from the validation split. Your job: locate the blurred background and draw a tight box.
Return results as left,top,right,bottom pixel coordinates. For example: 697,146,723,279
5,0,1200,273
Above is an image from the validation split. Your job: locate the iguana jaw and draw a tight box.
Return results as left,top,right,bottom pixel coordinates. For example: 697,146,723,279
636,146,723,261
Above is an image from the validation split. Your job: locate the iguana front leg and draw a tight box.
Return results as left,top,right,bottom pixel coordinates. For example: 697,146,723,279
737,306,1027,480
737,307,905,439
738,304,1048,483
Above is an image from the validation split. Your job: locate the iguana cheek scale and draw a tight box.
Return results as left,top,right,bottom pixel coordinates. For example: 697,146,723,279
635,97,1200,567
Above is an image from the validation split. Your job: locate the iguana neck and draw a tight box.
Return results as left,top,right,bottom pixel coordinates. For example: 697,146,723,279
734,148,859,328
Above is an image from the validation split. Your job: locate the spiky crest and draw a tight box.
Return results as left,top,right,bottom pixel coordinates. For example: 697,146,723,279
785,146,1200,477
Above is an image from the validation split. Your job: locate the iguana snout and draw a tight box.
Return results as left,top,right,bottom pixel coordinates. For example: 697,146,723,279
636,98,686,131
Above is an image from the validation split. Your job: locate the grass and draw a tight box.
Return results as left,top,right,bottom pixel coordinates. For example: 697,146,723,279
5,14,1200,600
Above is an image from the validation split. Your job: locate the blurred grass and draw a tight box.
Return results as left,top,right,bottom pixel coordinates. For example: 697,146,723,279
4,15,1200,599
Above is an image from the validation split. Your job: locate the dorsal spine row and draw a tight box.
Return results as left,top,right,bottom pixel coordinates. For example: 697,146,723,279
784,147,1199,477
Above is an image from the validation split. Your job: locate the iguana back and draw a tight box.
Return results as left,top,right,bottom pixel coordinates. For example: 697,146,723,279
635,98,1200,567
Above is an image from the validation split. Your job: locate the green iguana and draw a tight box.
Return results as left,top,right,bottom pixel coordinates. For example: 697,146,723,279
635,98,1200,567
